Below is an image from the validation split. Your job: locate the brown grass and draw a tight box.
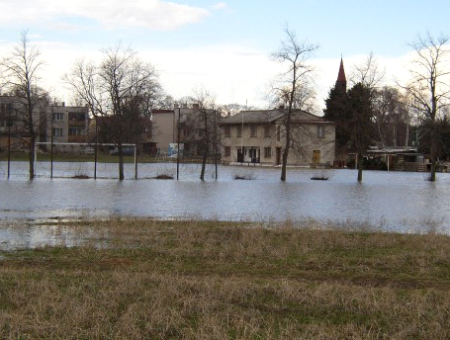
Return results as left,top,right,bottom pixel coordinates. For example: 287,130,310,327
1,219,450,339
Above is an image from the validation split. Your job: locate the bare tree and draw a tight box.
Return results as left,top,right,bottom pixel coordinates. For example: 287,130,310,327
156,94,175,110
0,31,50,179
350,52,385,89
271,27,318,181
65,58,102,124
182,90,220,180
372,86,409,148
220,103,260,116
65,44,162,180
404,33,450,181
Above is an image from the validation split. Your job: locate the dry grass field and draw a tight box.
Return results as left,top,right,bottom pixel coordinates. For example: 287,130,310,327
1,218,450,339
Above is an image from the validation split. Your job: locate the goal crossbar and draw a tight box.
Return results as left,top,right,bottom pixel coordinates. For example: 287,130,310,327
34,142,138,179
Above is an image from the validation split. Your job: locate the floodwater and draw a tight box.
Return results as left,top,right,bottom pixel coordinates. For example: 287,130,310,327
1,160,450,249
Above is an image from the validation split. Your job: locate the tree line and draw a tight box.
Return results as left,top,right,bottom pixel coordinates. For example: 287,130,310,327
323,35,450,182
1,30,449,182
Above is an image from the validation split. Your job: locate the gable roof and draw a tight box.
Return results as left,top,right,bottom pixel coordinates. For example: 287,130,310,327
220,109,332,125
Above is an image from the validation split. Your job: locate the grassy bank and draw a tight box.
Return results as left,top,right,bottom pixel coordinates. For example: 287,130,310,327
1,219,450,339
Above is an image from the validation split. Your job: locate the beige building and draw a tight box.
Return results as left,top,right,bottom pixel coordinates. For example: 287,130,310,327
50,103,89,144
151,109,176,154
220,109,335,166
151,105,219,157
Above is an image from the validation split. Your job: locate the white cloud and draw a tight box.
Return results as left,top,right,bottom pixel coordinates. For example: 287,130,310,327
46,45,421,110
141,44,280,108
213,2,228,10
0,0,210,30
0,36,424,111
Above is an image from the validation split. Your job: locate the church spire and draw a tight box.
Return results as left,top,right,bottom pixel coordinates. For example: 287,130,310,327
335,57,347,92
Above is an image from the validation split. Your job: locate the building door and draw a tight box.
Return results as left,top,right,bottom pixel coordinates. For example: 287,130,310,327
276,147,282,165
313,150,321,164
237,149,243,162
249,148,257,163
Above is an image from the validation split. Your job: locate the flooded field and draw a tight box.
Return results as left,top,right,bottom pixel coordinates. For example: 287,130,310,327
1,161,449,249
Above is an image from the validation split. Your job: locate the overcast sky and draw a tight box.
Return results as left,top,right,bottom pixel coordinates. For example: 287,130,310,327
0,0,449,112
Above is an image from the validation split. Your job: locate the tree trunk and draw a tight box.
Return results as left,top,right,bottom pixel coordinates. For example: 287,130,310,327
429,138,437,182
429,164,436,182
118,142,124,180
377,121,385,150
429,122,438,182
200,110,208,181
392,123,397,148
200,152,207,181
357,153,363,182
28,108,36,180
280,149,288,181
357,167,363,182
29,140,35,180
280,112,292,182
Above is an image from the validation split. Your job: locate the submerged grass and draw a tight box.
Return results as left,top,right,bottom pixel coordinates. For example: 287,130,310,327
2,218,450,339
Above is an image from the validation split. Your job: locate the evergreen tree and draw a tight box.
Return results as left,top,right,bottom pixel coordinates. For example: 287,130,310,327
347,82,375,182
323,58,350,157
324,85,349,153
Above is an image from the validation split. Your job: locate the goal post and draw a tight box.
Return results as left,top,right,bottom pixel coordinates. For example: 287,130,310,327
34,142,138,179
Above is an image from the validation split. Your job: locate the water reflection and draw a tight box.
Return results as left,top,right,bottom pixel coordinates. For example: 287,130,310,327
1,161,450,236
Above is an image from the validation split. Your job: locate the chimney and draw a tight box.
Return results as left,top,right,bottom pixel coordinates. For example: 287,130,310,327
193,103,199,109
279,105,285,110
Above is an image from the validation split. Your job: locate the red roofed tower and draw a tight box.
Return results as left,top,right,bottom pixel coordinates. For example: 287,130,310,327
323,57,349,155
335,57,347,93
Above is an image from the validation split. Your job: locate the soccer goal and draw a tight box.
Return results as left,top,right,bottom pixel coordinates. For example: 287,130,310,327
34,142,138,179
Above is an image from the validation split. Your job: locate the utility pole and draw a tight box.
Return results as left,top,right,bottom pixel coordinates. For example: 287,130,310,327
177,107,180,180
94,115,98,179
7,103,11,179
50,106,54,179
214,110,218,180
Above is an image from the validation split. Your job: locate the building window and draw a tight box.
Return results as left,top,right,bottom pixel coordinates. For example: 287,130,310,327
53,128,63,137
224,126,230,137
236,126,242,138
264,147,272,158
264,125,271,138
1,103,13,115
250,125,257,137
53,113,64,121
277,125,281,142
69,112,86,121
1,119,13,128
317,125,325,138
224,146,231,157
69,127,85,136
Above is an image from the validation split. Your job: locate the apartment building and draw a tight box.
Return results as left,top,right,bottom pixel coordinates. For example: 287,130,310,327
0,96,89,152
